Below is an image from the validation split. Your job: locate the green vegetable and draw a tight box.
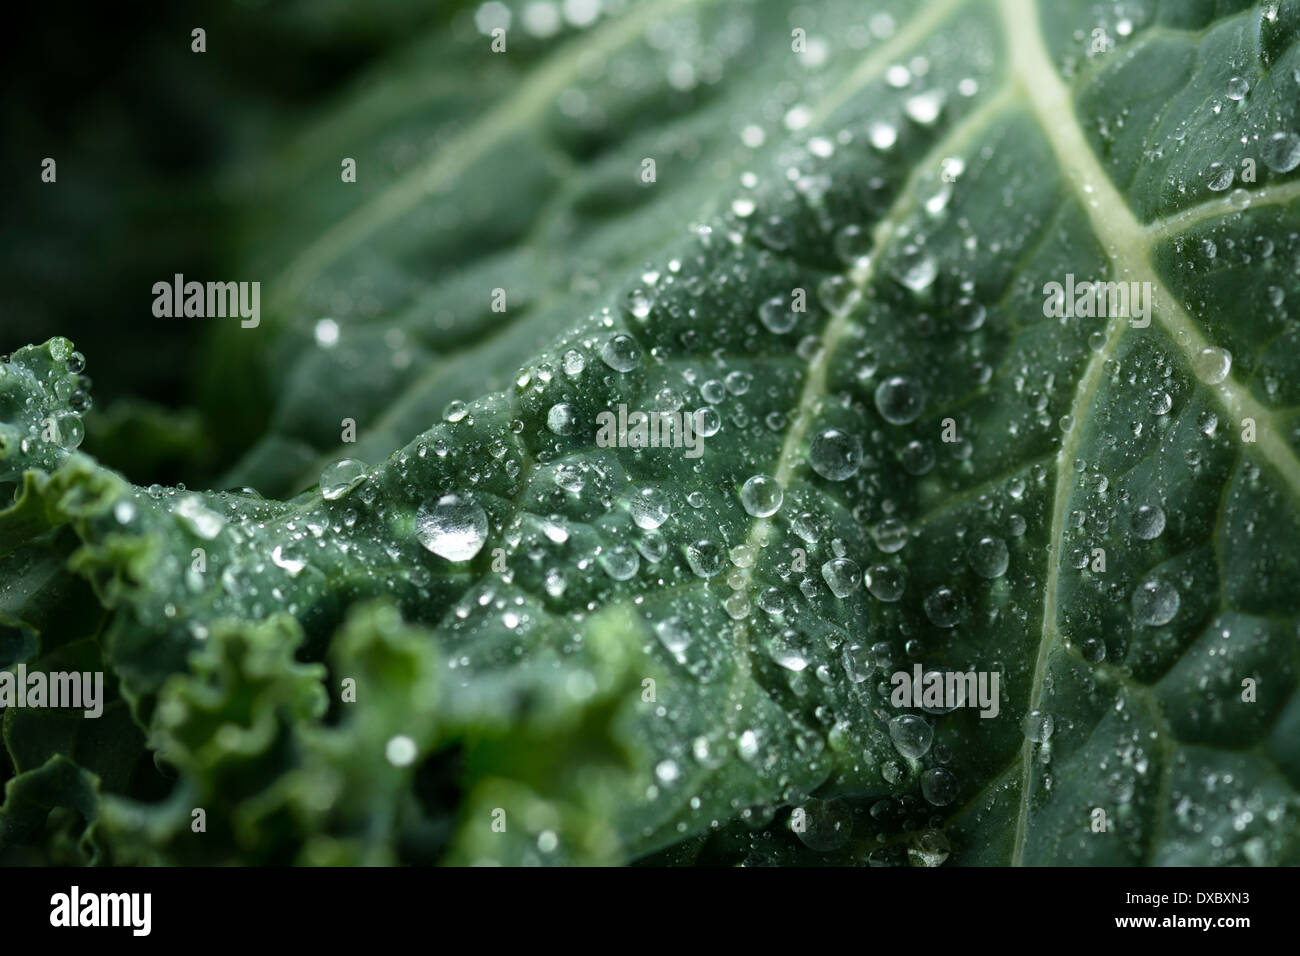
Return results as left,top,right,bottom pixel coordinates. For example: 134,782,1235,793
3,0,1300,866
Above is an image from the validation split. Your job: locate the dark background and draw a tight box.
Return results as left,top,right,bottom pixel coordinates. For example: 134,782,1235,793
0,0,459,485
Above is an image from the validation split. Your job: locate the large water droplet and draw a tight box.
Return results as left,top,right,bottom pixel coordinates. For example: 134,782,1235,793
740,475,784,517
865,564,906,601
546,403,580,435
416,494,488,561
600,334,642,372
599,545,640,580
1131,504,1166,540
792,798,852,851
686,539,725,578
821,557,861,597
630,487,672,529
809,428,863,480
1261,130,1300,173
874,375,926,424
759,295,799,334
320,459,367,500
1132,577,1179,626
1193,346,1232,385
969,536,1009,579
1206,162,1234,192
889,714,933,759
923,586,963,627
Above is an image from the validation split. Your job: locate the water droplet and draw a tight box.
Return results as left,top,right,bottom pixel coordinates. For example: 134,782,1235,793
385,735,417,767
818,275,862,317
546,403,580,435
874,375,926,424
1261,131,1300,172
833,224,872,269
889,714,933,759
923,586,963,627
624,286,654,320
443,399,469,422
740,475,784,517
694,406,721,436
1226,75,1250,100
601,334,642,372
821,557,861,597
416,494,488,561
1132,577,1179,626
908,829,950,867
320,459,367,500
793,798,852,851
630,487,672,529
885,64,911,87
1193,346,1232,385
872,518,909,553
175,494,226,540
725,370,752,395
901,440,935,475
686,539,725,578
599,545,640,581
1022,710,1054,742
768,630,808,671
896,249,938,292
868,121,898,150
1131,504,1166,540
759,295,799,334
809,428,863,480
865,564,906,601
920,767,958,806
1206,162,1234,192
969,536,1009,579
904,89,945,125
562,348,586,375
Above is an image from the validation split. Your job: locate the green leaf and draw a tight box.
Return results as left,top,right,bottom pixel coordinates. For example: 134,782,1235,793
4,0,1300,866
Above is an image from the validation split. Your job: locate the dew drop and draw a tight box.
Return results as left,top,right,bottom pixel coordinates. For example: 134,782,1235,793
821,557,861,598
872,517,910,553
920,767,958,806
546,402,580,435
1193,346,1232,385
320,459,367,500
904,89,945,125
1206,162,1234,192
601,334,642,372
1132,577,1180,626
740,475,784,517
415,494,488,561
599,545,640,581
1260,131,1300,173
686,539,725,578
630,487,672,529
759,295,799,334
1131,504,1166,540
923,586,963,628
889,714,933,759
969,536,1009,579
874,375,926,424
865,564,906,602
1022,709,1054,742
809,428,863,480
